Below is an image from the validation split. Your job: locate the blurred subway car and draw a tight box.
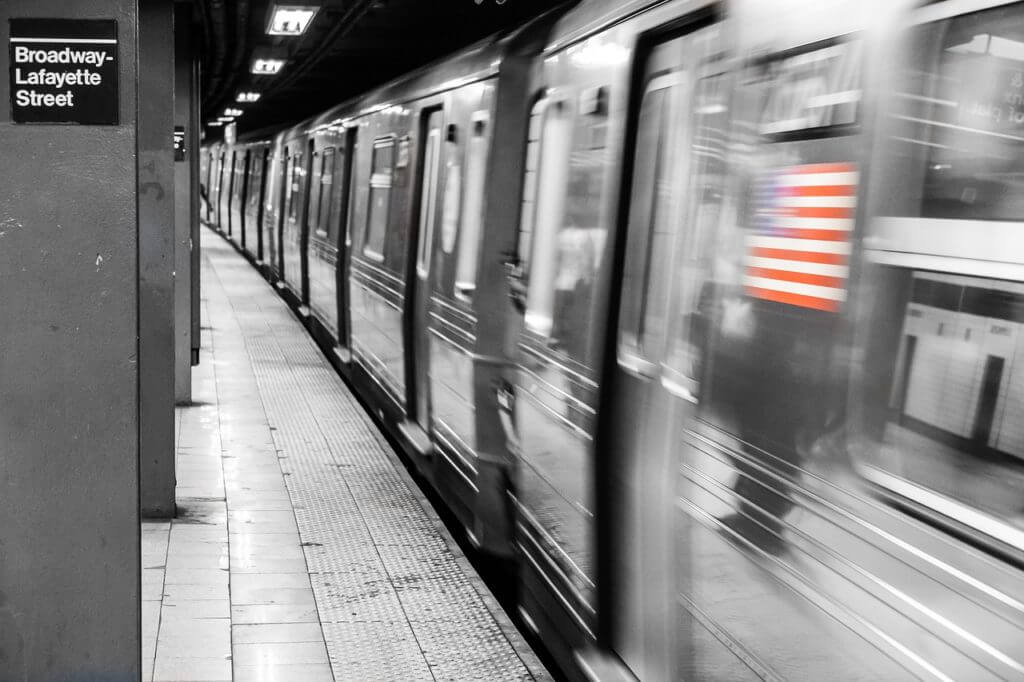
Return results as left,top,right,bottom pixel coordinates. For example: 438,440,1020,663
201,0,1024,679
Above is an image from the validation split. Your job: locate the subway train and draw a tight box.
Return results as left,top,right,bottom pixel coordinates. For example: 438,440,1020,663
202,0,1024,679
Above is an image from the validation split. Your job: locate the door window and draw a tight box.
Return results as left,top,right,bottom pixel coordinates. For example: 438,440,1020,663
519,98,573,337
364,138,394,261
248,155,263,209
287,152,303,222
618,77,679,362
454,114,490,300
416,112,443,277
308,150,324,237
317,147,336,238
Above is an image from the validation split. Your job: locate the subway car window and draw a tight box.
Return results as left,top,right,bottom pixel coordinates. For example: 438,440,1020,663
454,115,488,300
416,113,443,277
619,80,674,359
308,151,324,237
283,155,295,223
287,152,303,222
248,159,262,208
854,4,1024,540
317,148,336,238
664,72,730,390
517,99,548,269
524,98,603,352
364,138,394,261
893,5,1024,220
542,93,609,364
521,99,573,336
439,133,462,260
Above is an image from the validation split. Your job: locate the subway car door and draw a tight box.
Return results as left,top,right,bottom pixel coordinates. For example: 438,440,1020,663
407,108,444,440
606,22,727,682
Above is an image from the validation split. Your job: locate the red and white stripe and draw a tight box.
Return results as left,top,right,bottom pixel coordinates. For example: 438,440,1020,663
744,162,858,312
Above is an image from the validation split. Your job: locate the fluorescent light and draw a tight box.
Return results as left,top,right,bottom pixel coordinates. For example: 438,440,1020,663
236,92,261,103
223,107,243,117
217,116,235,122
266,5,318,36
252,58,286,75
208,121,224,127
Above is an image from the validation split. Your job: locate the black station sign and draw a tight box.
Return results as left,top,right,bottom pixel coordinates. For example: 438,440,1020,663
9,18,119,125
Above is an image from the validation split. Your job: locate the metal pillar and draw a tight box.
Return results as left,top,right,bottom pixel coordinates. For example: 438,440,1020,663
0,0,140,678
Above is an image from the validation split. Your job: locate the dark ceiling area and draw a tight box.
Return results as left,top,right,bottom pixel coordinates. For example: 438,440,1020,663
194,0,560,141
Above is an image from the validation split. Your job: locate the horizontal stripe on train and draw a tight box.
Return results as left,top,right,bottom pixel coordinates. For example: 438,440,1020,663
774,195,857,208
745,286,842,312
743,275,847,301
746,267,845,289
746,235,853,254
781,205,854,219
773,228,851,241
745,256,850,277
749,247,848,264
753,216,853,231
775,170,858,186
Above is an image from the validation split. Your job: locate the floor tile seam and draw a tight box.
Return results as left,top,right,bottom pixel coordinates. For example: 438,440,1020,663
200,253,241,680
204,246,336,680
146,524,172,682
208,252,437,681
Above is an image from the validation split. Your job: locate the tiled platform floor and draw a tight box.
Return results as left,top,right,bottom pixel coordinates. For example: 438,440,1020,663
141,231,548,682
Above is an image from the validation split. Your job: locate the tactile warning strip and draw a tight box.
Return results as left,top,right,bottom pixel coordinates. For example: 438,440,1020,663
203,234,548,681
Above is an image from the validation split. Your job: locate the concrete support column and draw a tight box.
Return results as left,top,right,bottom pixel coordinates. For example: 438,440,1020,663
139,0,176,517
173,0,195,405
0,1,140,679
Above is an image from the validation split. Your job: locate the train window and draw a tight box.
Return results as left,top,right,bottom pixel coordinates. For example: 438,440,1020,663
248,157,263,208
265,151,277,213
364,138,394,261
454,114,489,301
663,72,729,390
308,151,324,237
521,98,573,337
287,152,304,222
217,153,226,196
619,77,676,360
848,3,1024,559
316,148,336,238
758,40,862,136
416,112,443,277
886,4,1024,221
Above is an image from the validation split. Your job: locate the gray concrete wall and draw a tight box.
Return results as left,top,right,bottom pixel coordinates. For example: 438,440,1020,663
0,0,140,679
139,0,177,517
173,1,193,405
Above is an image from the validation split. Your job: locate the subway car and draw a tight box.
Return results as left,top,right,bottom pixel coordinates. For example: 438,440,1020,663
202,0,1024,679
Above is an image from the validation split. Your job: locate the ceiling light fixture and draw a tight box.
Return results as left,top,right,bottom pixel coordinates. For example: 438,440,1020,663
208,120,224,127
252,58,286,75
218,116,235,122
236,91,261,103
266,5,319,36
224,107,243,117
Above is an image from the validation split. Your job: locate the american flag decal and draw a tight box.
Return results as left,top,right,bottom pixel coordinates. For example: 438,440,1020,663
744,162,857,312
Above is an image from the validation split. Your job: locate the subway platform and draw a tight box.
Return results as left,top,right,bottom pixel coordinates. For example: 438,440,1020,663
140,232,550,682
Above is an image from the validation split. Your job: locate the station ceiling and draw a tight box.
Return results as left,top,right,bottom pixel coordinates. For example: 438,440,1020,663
194,0,559,140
